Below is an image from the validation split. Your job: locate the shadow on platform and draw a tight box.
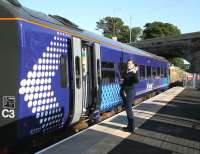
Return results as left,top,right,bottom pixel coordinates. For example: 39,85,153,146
107,88,200,153
108,139,172,154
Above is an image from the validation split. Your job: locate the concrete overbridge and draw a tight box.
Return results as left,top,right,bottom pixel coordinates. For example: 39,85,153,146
131,32,200,73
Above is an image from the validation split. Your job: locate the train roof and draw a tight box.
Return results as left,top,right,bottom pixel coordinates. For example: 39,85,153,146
1,0,168,63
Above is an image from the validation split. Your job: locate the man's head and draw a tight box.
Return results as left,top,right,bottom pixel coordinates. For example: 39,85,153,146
127,59,135,70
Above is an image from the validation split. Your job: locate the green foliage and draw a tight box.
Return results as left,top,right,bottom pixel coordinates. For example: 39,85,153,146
96,16,142,43
168,58,188,70
142,22,181,39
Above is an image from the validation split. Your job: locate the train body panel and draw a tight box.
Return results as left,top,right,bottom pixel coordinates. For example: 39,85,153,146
17,21,71,138
99,44,169,111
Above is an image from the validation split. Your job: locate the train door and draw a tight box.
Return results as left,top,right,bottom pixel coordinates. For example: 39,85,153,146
81,41,92,115
70,37,83,124
92,43,102,110
81,42,101,115
70,39,102,124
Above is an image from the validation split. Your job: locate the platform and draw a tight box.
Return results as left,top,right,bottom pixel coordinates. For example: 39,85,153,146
36,87,200,154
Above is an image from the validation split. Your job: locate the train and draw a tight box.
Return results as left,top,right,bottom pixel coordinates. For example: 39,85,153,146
169,65,187,86
0,0,170,152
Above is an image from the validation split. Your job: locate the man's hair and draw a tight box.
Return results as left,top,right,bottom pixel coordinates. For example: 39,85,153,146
127,59,135,64
127,59,138,67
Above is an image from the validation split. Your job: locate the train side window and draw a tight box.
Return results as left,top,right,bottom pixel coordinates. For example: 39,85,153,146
97,59,101,85
164,68,167,77
168,68,170,77
118,62,127,78
161,68,164,78
101,70,115,84
101,61,115,84
152,67,157,78
157,67,160,77
139,65,145,79
75,56,81,88
81,46,87,76
102,61,114,69
147,66,152,78
60,55,68,88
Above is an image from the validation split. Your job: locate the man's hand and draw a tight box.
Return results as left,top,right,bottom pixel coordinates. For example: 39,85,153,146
120,79,124,84
133,66,138,73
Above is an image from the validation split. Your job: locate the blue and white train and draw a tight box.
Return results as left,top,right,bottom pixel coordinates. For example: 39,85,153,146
0,0,169,150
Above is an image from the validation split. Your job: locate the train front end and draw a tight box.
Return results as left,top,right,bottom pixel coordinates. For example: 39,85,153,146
0,0,71,151
0,0,21,150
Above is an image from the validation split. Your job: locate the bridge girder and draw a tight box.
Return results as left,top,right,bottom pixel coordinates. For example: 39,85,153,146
132,32,200,73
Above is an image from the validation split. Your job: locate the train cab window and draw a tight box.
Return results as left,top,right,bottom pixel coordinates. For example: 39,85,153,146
147,66,152,78
8,0,22,7
101,71,115,84
49,15,82,31
139,65,145,79
75,56,81,88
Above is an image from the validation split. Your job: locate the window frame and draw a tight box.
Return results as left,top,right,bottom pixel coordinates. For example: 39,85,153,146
139,65,146,80
146,66,152,78
101,61,116,84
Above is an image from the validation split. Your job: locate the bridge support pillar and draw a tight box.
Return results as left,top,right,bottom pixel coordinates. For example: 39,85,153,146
191,51,200,73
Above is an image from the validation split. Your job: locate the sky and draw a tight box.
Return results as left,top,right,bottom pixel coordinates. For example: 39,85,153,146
18,0,200,35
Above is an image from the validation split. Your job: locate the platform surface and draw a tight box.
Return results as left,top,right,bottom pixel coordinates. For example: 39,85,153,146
36,87,200,154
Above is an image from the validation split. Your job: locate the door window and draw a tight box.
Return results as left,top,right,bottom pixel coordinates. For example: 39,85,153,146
75,56,81,88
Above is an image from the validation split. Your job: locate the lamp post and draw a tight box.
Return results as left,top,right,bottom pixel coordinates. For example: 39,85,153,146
129,16,132,43
113,9,116,38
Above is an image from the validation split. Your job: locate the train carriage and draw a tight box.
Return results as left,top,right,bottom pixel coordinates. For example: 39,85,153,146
0,0,170,150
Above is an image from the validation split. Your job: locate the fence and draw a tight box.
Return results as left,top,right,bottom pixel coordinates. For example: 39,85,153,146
183,73,200,89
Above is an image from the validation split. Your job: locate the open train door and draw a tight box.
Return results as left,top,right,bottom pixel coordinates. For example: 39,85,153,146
70,37,83,124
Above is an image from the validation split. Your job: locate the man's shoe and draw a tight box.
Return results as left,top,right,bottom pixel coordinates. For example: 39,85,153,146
122,127,135,134
122,126,129,132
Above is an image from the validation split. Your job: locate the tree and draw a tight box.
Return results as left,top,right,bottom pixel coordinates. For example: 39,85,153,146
168,58,188,70
142,22,181,39
96,16,142,43
118,26,142,43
